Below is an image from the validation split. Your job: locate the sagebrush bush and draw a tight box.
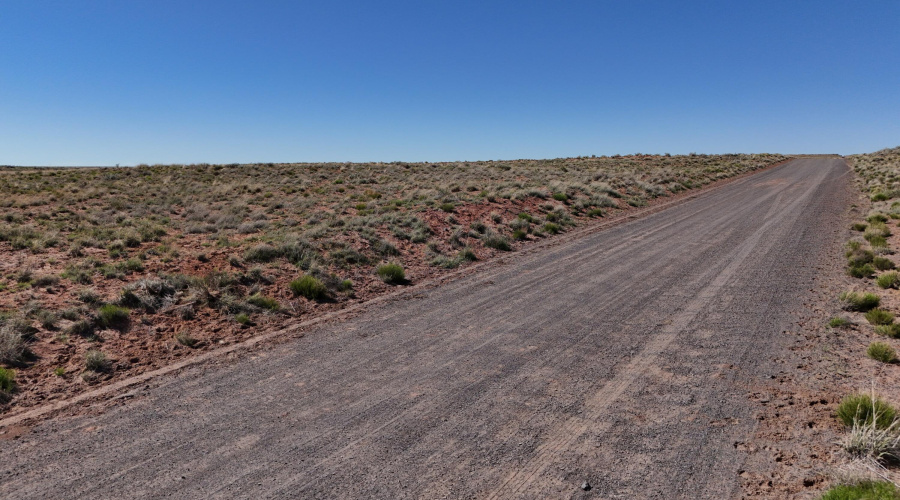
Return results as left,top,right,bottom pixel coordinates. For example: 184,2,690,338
83,349,109,372
868,342,897,363
836,393,897,429
377,263,405,284
482,232,511,251
289,275,327,300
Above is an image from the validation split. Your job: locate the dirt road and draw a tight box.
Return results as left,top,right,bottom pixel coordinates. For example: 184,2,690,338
0,159,851,499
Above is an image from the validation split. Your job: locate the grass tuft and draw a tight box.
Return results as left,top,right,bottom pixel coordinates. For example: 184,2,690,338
837,393,898,429
289,275,327,300
376,263,405,284
868,342,897,363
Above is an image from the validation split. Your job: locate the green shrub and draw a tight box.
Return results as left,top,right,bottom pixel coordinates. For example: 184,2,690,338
829,317,851,328
852,222,869,231
543,222,560,234
84,349,110,372
289,275,327,300
587,208,604,217
0,367,15,397
97,304,130,329
869,213,889,224
847,245,874,266
377,263,405,284
868,342,897,363
552,192,568,202
235,313,251,325
876,324,900,338
482,232,511,251
439,203,455,212
877,272,900,289
517,212,534,222
872,192,891,202
247,293,280,311
53,366,65,377
821,481,900,500
865,309,895,326
836,393,897,429
512,229,527,240
874,257,896,270
458,247,477,262
849,263,876,278
841,291,880,311
866,234,888,248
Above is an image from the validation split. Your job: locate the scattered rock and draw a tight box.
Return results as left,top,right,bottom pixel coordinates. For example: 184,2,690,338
581,480,591,491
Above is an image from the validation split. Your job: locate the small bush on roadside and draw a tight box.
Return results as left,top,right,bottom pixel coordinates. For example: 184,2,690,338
821,481,900,500
876,324,900,338
868,342,897,363
175,331,197,348
290,275,327,300
852,222,869,231
377,263,405,284
235,313,251,325
482,232,511,251
874,257,896,271
0,325,27,366
841,292,880,311
0,368,15,398
244,243,281,263
877,272,900,289
836,393,897,429
247,293,280,311
97,304,130,329
829,317,851,328
543,222,560,234
83,349,110,372
67,319,94,337
849,263,876,278
865,309,895,326
869,213,889,224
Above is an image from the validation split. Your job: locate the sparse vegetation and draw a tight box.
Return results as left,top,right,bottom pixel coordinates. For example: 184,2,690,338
0,154,787,407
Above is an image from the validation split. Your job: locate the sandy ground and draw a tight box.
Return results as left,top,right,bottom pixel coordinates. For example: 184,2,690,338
0,159,855,499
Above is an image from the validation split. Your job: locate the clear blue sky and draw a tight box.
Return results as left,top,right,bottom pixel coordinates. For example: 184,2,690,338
2,1,898,165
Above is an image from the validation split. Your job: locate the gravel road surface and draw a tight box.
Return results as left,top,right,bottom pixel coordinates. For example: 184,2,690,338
0,159,850,499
